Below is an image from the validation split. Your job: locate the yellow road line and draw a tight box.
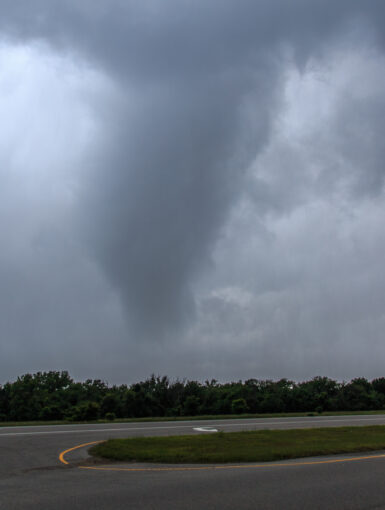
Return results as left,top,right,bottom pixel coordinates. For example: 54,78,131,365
59,441,385,472
77,452,385,472
59,440,103,465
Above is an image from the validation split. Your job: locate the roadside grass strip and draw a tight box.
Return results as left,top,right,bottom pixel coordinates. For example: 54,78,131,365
90,426,385,464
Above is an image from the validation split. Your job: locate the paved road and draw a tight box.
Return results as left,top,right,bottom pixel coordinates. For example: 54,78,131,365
2,415,385,509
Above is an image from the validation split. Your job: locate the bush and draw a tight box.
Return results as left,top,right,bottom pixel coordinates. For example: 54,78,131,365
105,412,116,421
68,401,100,421
231,398,248,414
39,405,63,420
100,393,120,417
183,396,200,416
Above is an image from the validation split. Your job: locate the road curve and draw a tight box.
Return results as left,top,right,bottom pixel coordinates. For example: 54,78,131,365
2,415,385,509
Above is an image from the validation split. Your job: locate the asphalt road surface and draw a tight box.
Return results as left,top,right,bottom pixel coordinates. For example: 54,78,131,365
2,415,385,509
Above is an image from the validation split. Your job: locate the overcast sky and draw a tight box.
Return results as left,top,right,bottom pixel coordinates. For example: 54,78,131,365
1,1,385,384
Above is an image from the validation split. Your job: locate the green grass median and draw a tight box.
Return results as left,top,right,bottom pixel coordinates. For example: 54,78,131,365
90,426,385,464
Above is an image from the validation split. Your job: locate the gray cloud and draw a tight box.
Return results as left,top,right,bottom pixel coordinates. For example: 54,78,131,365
1,1,385,382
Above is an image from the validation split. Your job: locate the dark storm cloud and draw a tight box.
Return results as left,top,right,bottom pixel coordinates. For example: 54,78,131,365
2,1,385,381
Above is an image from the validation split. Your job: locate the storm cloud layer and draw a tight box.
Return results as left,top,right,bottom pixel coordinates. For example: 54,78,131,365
1,1,385,383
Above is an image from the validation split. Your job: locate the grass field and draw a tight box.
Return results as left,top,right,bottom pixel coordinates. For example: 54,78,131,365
90,425,385,464
1,410,385,428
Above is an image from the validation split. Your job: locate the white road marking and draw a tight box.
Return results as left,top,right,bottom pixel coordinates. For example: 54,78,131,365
193,427,218,432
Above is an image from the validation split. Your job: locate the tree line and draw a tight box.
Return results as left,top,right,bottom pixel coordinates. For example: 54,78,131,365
1,371,385,422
